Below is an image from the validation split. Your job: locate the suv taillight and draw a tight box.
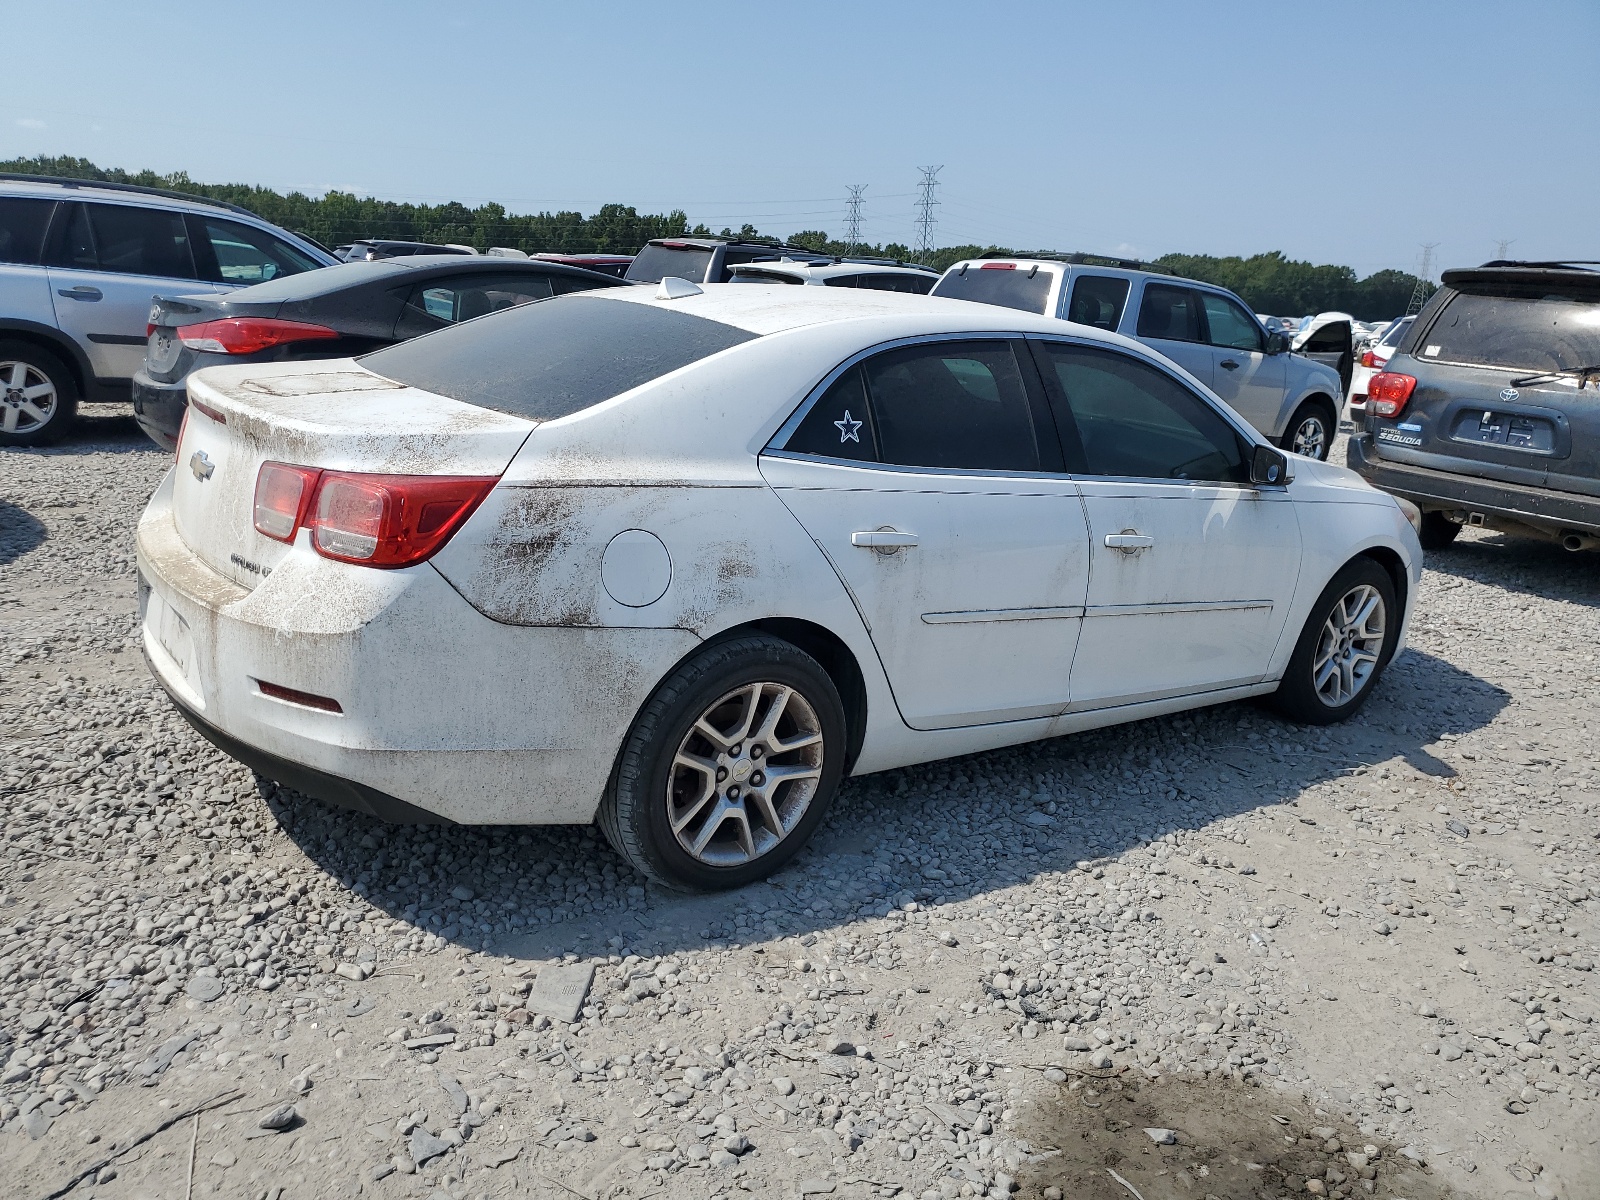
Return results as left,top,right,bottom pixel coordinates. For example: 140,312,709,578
1367,372,1418,419
1359,350,1379,369
252,463,496,569
178,317,339,355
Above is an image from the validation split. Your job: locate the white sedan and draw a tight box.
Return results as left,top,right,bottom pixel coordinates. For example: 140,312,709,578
137,282,1422,890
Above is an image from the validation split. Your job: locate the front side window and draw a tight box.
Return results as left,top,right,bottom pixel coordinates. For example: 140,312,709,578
83,203,195,278
1200,292,1263,351
405,272,557,324
1067,275,1131,331
201,217,321,283
932,265,1055,314
0,198,56,265
1038,343,1248,483
1136,283,1203,343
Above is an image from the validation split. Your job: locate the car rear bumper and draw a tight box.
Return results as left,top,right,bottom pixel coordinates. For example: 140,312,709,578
1347,433,1600,535
135,468,700,824
131,370,187,451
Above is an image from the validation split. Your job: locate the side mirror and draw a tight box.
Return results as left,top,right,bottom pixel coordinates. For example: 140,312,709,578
1250,444,1294,486
1265,331,1289,355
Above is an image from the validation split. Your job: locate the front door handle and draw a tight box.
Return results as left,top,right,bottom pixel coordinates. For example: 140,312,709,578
57,286,103,301
852,529,918,551
1104,532,1155,551
1219,358,1240,370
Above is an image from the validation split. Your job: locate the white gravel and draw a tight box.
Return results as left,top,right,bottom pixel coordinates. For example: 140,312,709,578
3,410,1598,1200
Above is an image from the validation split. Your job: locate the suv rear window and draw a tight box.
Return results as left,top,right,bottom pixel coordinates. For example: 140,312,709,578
360,295,757,421
625,243,715,284
0,197,55,265
1417,287,1600,372
933,266,1054,314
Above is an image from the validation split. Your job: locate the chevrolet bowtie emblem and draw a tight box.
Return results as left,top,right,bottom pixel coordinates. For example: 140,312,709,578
189,449,215,482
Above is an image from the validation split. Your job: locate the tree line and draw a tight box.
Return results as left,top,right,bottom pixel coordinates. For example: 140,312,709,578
3,156,1430,318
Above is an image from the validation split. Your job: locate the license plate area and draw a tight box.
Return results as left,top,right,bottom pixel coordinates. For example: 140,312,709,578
1450,408,1556,452
144,589,205,709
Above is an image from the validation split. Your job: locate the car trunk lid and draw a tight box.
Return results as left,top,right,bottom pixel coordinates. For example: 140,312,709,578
145,292,287,382
170,360,535,590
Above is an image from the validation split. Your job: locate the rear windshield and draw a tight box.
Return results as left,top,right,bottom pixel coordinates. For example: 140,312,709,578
932,266,1054,314
1418,288,1600,372
625,243,715,284
1379,317,1412,348
359,294,758,421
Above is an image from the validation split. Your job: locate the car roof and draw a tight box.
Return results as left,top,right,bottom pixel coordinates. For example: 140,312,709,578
730,261,937,281
589,280,1134,340
0,172,259,219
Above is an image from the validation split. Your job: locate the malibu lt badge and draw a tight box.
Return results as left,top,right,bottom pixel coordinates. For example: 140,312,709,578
189,450,215,482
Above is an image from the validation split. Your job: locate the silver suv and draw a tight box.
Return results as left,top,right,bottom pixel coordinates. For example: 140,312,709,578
933,253,1345,460
0,174,335,445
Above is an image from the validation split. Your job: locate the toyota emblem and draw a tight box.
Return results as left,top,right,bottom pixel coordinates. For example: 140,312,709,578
1500,387,1519,402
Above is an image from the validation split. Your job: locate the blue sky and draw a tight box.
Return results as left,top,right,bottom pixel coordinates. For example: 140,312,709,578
4,0,1596,276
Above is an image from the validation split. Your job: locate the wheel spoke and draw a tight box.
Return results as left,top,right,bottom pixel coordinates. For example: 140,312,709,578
762,763,821,787
1,406,16,433
6,362,26,389
18,401,48,424
21,382,53,401
770,728,823,755
751,685,793,746
692,716,735,752
689,798,735,855
749,789,786,839
730,684,763,742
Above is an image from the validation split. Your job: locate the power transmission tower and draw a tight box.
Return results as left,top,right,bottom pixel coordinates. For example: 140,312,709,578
1406,243,1439,315
913,166,942,262
1494,238,1515,261
843,185,867,254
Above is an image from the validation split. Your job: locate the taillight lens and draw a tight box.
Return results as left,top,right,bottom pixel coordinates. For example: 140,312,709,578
177,317,339,355
253,462,321,542
1359,350,1379,369
250,464,496,568
1367,371,1418,418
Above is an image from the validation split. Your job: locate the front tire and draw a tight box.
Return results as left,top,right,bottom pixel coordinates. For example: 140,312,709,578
1281,399,1335,461
599,635,847,891
0,341,78,447
1271,558,1399,725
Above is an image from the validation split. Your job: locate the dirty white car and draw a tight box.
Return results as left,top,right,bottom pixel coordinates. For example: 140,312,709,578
137,283,1423,890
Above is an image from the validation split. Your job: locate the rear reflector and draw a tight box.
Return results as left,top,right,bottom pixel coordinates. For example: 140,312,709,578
189,396,228,426
178,317,339,356
979,262,1017,269
255,679,343,713
1367,371,1418,418
251,463,497,568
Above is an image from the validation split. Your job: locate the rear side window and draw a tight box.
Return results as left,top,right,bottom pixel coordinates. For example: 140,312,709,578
625,243,715,284
1066,275,1130,330
1038,342,1248,483
361,295,758,421
785,366,877,461
1417,288,1600,372
406,272,557,324
200,217,321,283
932,265,1053,314
84,203,196,278
1136,283,1203,342
0,198,55,265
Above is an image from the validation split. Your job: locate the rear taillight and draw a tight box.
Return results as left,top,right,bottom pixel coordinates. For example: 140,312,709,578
177,317,339,356
1359,350,1379,369
1367,371,1418,419
253,462,321,542
251,464,496,568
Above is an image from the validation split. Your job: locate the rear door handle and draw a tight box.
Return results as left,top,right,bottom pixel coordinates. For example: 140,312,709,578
852,530,918,550
1104,533,1155,551
1219,358,1240,370
57,286,103,301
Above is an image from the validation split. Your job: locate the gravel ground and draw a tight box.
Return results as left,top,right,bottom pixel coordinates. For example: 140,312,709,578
2,407,1597,1200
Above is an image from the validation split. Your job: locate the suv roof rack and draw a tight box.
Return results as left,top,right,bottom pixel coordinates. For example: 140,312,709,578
0,172,258,218
1479,259,1600,271
978,249,1170,274
838,255,939,272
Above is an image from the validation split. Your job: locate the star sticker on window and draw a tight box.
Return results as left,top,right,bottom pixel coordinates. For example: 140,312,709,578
834,409,863,443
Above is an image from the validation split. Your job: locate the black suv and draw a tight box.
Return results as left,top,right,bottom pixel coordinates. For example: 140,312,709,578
1348,261,1600,552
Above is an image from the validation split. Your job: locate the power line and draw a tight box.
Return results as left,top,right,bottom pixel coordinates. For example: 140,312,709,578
843,185,867,253
914,166,942,262
1407,243,1439,315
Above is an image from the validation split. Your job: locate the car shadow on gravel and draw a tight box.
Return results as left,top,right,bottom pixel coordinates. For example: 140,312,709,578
0,499,47,564
13,403,162,456
1015,1068,1460,1200
257,645,1505,965
1425,530,1600,609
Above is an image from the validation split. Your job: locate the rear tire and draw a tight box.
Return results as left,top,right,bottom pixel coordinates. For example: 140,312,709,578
1418,511,1462,551
598,635,847,891
1271,557,1399,725
1280,399,1336,461
0,341,78,447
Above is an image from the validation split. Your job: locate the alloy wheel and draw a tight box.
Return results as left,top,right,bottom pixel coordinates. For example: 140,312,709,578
1312,583,1385,707
0,360,58,435
666,681,825,867
1291,415,1327,459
